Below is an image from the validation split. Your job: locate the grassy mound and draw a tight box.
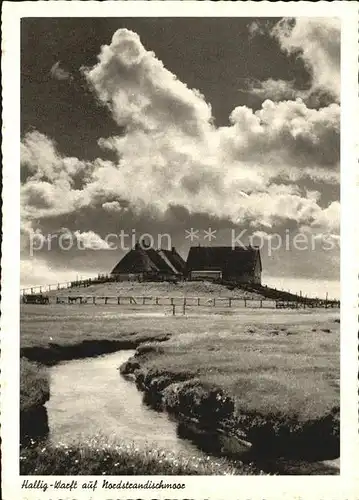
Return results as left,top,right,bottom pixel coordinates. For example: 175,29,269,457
45,280,264,300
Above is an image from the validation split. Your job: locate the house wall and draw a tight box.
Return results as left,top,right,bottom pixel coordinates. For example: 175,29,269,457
223,271,261,284
253,256,262,284
189,270,223,281
223,272,250,283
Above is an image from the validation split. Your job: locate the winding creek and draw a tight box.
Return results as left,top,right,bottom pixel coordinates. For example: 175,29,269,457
46,350,204,458
40,350,340,475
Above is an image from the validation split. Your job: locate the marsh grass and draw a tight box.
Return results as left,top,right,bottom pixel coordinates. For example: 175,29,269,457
20,305,339,462
134,320,339,422
20,438,264,475
20,358,50,412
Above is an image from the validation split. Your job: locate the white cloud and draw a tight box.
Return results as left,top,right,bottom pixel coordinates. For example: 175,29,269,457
21,258,95,289
21,131,92,219
82,29,212,137
22,28,340,249
219,99,340,175
310,201,340,233
102,201,126,212
272,18,340,100
50,61,72,81
73,230,112,250
246,18,340,105
242,78,310,102
248,20,273,39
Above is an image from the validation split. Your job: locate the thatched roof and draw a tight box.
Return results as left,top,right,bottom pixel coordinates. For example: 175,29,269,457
111,247,159,274
159,249,186,275
111,246,185,275
145,248,174,274
186,246,261,276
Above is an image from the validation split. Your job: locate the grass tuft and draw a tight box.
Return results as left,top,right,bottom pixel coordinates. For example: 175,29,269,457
20,439,265,475
20,358,50,412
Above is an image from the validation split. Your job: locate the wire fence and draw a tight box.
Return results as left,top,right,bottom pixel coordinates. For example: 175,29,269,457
20,275,340,309
21,293,340,310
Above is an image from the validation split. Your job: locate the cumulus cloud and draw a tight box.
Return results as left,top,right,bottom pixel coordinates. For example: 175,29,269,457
21,131,92,219
248,20,274,39
22,27,340,258
243,78,306,102
220,99,340,175
310,200,340,233
272,18,340,100
73,230,112,250
21,257,97,289
50,61,73,81
246,18,340,104
82,29,212,137
102,200,129,213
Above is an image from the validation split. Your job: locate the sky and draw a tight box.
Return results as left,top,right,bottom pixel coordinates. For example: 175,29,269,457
21,17,340,298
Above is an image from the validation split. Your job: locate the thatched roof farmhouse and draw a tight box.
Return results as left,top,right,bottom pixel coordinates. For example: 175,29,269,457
186,246,262,284
111,243,261,284
111,243,186,280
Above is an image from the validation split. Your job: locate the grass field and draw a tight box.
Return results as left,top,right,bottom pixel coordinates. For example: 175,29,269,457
21,302,340,465
130,313,339,421
21,304,339,420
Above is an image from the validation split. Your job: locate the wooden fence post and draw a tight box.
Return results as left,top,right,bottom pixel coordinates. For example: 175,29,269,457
244,299,247,308
229,298,232,308
118,296,121,305
172,304,176,316
105,297,108,305
260,300,263,308
93,297,96,305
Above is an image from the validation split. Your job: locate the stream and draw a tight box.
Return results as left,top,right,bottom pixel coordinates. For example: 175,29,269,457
46,351,204,457
44,351,339,475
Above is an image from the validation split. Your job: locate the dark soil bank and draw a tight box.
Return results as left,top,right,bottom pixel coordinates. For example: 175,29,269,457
120,348,340,464
21,406,49,446
21,335,170,366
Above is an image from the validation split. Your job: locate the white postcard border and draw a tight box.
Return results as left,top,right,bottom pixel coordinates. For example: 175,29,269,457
2,2,359,499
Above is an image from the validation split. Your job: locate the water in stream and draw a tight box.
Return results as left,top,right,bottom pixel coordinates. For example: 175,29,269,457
46,351,203,457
